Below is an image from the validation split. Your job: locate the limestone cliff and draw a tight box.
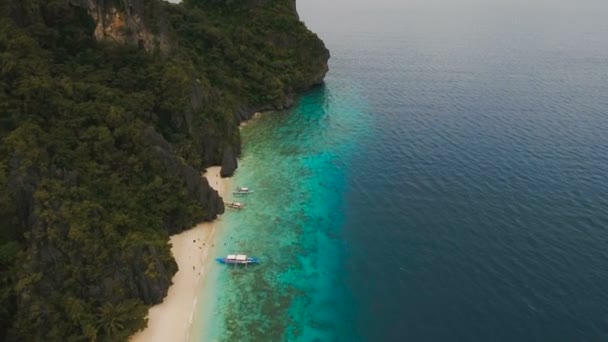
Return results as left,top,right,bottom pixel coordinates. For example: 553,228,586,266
65,0,329,176
69,0,170,51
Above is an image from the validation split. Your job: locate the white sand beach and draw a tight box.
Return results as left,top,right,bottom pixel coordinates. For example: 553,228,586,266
131,166,230,342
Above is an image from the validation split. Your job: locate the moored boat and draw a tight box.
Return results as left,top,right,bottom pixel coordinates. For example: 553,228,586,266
226,202,245,209
216,254,259,265
233,187,254,195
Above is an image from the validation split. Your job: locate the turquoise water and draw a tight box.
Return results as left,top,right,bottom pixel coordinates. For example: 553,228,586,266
192,80,369,341
193,2,608,341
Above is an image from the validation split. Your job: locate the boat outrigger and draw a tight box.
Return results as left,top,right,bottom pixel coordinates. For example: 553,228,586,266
233,187,254,195
226,202,245,209
216,254,259,265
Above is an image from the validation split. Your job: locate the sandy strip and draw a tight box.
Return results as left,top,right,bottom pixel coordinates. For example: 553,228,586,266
239,112,263,128
131,166,230,342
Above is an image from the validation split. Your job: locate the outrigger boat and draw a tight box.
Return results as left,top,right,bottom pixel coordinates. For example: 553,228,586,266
233,187,254,195
216,254,259,265
226,202,245,209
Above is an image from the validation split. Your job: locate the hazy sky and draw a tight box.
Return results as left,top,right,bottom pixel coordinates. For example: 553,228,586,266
300,0,608,23
298,0,606,10
297,0,608,33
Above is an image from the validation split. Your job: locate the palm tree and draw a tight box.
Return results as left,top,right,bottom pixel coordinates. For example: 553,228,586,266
96,302,127,338
96,300,146,340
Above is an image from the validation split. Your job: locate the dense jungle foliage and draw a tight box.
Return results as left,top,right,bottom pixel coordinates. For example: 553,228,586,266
0,0,328,340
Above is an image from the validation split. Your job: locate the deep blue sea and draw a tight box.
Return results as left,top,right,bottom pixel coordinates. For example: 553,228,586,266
194,1,608,341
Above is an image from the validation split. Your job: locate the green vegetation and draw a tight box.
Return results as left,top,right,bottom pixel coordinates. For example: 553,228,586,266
0,0,328,340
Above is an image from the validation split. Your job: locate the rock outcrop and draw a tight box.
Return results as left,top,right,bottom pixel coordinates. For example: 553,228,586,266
220,146,238,178
69,0,171,52
145,127,225,222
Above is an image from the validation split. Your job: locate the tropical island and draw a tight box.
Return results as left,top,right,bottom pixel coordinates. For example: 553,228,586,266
0,0,328,340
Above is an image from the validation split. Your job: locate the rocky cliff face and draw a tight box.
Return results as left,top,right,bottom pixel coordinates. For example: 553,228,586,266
70,0,170,51
145,126,225,222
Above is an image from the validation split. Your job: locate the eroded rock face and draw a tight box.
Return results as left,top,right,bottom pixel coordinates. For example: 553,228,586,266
70,0,170,52
220,146,238,178
306,47,331,88
145,127,225,222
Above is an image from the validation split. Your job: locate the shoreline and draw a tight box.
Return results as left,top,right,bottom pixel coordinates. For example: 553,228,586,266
186,113,265,341
131,166,231,342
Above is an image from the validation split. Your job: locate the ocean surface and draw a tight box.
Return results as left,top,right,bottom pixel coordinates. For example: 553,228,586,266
193,1,608,341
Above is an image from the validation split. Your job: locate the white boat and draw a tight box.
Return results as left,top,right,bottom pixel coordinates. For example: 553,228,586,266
216,254,259,265
233,187,254,195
